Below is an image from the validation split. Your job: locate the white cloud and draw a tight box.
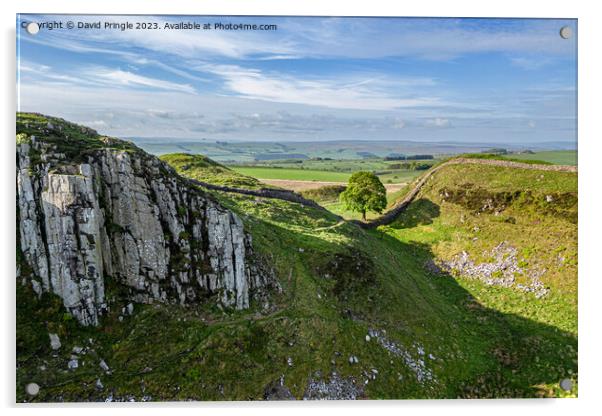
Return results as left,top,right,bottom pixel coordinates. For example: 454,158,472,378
90,67,196,94
20,61,196,94
197,64,442,111
426,118,451,128
510,57,554,70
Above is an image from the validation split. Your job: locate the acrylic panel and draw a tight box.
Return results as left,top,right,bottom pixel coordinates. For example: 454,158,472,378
16,14,577,402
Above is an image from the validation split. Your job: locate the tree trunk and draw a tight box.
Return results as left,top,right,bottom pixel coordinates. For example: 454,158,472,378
362,210,366,221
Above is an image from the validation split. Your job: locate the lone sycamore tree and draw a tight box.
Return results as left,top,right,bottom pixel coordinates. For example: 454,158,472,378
340,171,387,221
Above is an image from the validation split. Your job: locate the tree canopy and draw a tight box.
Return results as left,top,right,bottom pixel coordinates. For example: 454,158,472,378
339,171,387,221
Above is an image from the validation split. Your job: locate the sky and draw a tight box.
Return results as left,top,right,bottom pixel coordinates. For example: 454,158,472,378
17,15,577,145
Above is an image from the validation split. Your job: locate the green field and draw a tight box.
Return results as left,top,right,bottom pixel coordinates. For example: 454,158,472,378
230,162,427,184
230,166,353,182
508,150,577,166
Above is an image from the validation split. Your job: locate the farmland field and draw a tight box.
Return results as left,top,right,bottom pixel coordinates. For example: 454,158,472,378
508,150,577,166
229,159,429,185
230,167,352,182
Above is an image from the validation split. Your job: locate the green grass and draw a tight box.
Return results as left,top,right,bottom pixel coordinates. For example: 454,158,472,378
230,165,422,185
300,185,346,203
159,153,265,189
240,158,435,172
461,151,577,166
376,170,423,184
17,112,140,164
507,151,577,166
230,166,352,182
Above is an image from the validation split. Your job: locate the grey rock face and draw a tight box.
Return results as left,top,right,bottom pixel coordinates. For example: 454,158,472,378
17,139,274,326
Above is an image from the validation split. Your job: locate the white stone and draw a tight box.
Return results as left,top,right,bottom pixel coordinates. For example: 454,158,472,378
49,333,61,350
99,359,110,372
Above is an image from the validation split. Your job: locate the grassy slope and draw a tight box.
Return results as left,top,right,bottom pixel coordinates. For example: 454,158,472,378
462,151,577,166
382,164,578,326
159,153,265,189
16,120,577,401
379,163,578,395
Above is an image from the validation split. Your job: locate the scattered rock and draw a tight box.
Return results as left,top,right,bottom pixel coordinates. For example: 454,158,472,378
127,303,134,315
368,328,434,384
49,333,61,350
68,359,79,370
560,378,573,391
96,379,104,390
348,355,359,364
438,242,549,298
72,346,83,354
303,372,363,400
264,378,296,400
287,357,293,367
365,335,371,342
99,359,110,372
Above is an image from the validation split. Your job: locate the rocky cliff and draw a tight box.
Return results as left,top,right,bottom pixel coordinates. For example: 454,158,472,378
16,113,274,326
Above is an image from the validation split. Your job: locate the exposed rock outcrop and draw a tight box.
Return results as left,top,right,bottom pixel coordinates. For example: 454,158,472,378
16,115,274,326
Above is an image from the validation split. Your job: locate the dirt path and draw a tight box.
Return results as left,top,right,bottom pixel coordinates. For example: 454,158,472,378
260,179,406,193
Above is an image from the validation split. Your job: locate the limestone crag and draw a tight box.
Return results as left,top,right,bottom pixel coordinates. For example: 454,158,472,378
17,131,273,326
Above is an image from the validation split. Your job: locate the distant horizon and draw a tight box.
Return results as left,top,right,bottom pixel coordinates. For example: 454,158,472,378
125,135,576,146
18,15,577,145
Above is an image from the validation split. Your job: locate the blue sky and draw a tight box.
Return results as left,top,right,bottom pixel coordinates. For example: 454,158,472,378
17,15,577,144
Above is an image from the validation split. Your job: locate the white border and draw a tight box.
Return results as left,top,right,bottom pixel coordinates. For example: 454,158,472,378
2,1,600,415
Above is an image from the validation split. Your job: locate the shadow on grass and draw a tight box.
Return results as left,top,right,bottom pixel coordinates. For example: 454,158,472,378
387,198,441,229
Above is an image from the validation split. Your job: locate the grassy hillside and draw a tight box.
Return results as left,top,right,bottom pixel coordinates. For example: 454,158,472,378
380,164,577,333
159,153,264,189
462,151,577,166
17,137,577,401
